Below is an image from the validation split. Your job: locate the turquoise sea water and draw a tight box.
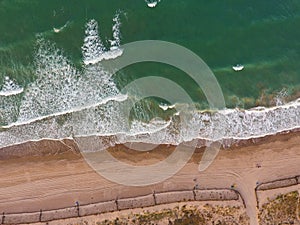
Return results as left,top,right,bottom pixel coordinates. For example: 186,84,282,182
1,0,300,109
2,0,300,151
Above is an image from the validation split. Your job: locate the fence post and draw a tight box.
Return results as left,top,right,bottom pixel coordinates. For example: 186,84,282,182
153,191,157,205
1,212,4,224
115,197,119,211
75,201,80,217
192,188,196,201
39,209,42,222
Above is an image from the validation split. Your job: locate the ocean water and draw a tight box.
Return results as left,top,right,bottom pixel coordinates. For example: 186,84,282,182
1,0,300,148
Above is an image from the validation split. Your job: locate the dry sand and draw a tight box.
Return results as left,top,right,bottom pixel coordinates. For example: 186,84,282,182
0,131,300,225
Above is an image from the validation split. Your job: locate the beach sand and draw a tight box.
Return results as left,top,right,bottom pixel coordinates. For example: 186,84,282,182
0,131,300,224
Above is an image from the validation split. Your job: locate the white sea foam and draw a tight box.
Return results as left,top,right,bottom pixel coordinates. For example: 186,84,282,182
0,76,23,96
274,88,288,106
3,94,128,129
82,13,123,65
82,19,106,64
2,95,300,150
0,88,24,96
110,11,122,51
0,77,23,125
17,37,121,124
159,104,176,111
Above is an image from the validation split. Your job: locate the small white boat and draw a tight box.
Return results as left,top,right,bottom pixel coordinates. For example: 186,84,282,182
232,64,244,71
147,2,158,7
146,0,161,8
53,28,60,33
53,21,70,33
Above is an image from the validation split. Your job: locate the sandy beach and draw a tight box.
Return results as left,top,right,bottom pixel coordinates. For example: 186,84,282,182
0,131,300,225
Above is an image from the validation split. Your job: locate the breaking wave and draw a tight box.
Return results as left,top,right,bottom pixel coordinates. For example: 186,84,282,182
1,97,300,150
1,13,300,150
0,76,23,96
82,12,123,65
0,77,23,126
17,37,121,123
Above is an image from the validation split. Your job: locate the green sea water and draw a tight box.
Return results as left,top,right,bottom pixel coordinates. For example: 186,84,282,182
1,0,300,109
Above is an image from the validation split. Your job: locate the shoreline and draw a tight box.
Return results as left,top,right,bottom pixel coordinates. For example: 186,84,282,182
2,95,300,150
1,127,300,160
